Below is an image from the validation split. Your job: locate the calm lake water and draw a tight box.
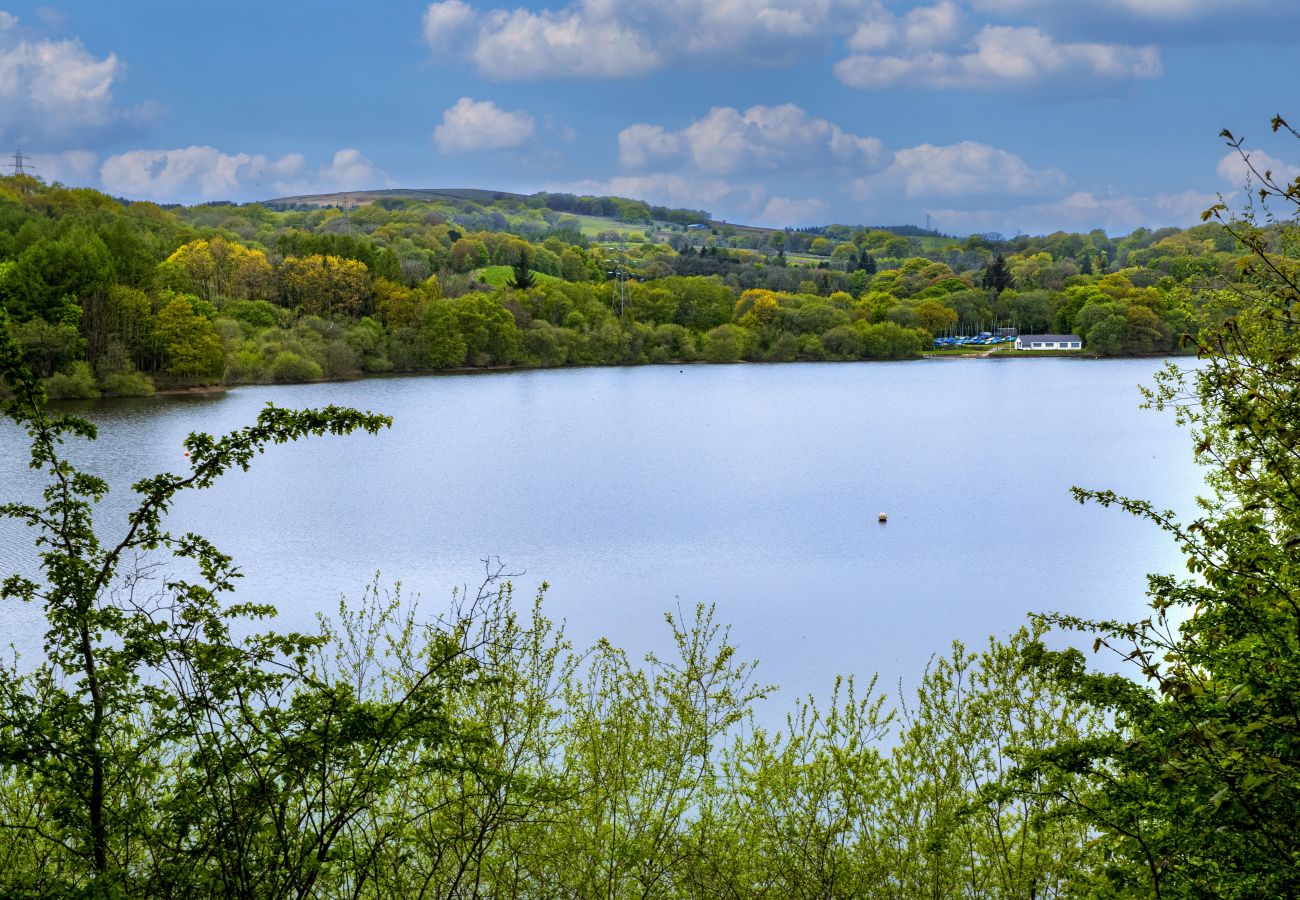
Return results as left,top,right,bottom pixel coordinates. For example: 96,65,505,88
1,359,1203,707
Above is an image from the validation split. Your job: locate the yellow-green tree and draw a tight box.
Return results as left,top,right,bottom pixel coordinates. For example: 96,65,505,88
913,299,959,336
164,237,273,301
278,254,370,317
734,288,779,328
154,294,223,380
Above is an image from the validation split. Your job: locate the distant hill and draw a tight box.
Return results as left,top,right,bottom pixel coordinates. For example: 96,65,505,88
260,188,949,242
263,188,531,209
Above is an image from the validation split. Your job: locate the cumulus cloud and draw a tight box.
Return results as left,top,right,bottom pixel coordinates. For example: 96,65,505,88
101,147,306,200
308,149,389,192
976,0,1260,21
433,97,536,153
851,141,1064,199
0,12,151,145
618,104,884,176
835,23,1159,92
617,124,685,169
1216,148,1300,189
99,146,388,202
759,196,830,226
422,0,478,54
929,189,1222,235
969,0,1300,44
422,0,872,79
902,0,965,48
33,149,98,186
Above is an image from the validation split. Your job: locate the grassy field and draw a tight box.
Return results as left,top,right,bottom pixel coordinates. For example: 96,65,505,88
573,215,671,239
471,265,564,287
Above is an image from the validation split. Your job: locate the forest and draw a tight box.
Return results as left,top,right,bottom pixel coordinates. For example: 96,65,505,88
0,116,1298,896
0,173,1237,398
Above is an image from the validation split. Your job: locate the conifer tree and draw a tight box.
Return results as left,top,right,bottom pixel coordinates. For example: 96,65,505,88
508,249,537,290
982,254,1014,295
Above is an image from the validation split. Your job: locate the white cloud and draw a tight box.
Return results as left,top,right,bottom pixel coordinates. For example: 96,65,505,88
903,1,965,48
835,23,1159,91
1216,148,1300,188
469,8,659,79
433,97,536,153
617,124,686,169
34,149,98,185
759,196,829,226
968,0,1300,44
100,147,306,200
296,149,390,193
423,0,873,79
98,146,389,202
422,0,478,54
852,141,1064,199
619,104,884,176
0,13,147,145
975,0,1255,21
930,189,1222,235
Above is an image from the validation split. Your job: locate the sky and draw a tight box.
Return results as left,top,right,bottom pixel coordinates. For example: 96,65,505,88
1,0,1298,235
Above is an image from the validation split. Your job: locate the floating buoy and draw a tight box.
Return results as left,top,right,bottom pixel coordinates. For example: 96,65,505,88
878,512,888,523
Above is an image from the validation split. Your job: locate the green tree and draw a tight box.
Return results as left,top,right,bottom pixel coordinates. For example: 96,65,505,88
6,226,115,322
0,319,400,893
1020,116,1300,898
154,294,224,381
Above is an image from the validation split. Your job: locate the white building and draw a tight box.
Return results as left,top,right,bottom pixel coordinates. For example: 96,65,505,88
1015,334,1082,351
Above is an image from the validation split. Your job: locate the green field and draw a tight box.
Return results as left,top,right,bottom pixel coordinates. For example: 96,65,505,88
573,215,663,239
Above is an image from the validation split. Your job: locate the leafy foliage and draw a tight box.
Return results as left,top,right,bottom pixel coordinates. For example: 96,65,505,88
1017,115,1300,898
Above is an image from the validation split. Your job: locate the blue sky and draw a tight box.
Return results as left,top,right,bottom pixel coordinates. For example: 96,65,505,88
1,0,1297,234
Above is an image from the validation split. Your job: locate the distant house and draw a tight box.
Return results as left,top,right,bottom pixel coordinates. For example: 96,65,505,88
1015,334,1082,351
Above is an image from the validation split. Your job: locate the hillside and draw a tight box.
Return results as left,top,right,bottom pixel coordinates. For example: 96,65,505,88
0,171,1237,403
260,188,954,247
264,188,532,209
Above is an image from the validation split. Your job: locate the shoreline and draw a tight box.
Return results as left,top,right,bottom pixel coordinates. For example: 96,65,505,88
47,351,1191,403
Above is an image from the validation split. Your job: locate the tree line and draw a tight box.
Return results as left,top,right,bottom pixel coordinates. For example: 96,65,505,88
0,172,1255,400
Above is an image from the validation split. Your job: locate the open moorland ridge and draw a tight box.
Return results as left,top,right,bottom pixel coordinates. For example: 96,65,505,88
0,175,1234,397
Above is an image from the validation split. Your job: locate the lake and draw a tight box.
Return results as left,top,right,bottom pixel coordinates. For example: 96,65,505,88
0,359,1203,709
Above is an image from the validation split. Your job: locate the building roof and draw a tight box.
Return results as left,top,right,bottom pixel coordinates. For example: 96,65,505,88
1017,334,1082,344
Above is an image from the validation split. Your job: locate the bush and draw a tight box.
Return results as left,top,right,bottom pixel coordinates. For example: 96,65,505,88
821,325,865,360
702,324,753,363
321,339,360,378
767,332,800,361
100,369,155,397
269,350,323,383
223,347,266,384
798,334,827,360
45,361,100,399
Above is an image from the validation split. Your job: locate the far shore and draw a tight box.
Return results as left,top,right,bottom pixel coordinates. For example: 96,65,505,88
35,349,1199,405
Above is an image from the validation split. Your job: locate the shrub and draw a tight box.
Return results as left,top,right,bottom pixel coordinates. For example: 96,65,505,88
821,325,865,360
269,350,323,383
45,361,100,399
100,370,155,397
